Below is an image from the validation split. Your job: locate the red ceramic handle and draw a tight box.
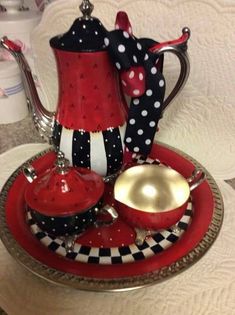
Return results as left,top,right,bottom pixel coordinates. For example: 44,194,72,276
149,28,190,53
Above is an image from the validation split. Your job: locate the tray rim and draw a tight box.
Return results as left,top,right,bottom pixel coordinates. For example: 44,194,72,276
0,142,224,292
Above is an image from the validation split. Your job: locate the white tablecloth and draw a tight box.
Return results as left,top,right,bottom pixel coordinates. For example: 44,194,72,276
0,0,235,314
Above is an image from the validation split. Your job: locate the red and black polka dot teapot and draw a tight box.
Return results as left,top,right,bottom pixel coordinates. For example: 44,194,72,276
0,0,190,177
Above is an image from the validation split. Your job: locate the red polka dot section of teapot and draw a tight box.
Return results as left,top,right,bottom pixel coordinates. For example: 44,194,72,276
54,50,127,132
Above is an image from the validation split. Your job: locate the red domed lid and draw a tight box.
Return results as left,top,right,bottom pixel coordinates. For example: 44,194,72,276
24,153,104,216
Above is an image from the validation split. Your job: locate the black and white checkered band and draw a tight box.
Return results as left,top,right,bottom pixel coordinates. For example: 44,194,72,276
131,153,172,168
52,121,126,176
27,201,193,265
131,153,161,165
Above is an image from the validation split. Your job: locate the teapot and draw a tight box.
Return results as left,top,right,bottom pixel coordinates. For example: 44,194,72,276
0,0,190,177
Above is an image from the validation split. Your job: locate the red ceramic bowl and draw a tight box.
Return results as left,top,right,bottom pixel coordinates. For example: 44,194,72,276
114,165,205,231
116,201,189,231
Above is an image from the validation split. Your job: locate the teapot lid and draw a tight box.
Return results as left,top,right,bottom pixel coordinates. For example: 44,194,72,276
50,0,107,52
25,152,104,216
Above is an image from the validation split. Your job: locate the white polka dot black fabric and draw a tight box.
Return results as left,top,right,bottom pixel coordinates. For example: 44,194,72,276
104,30,146,70
103,33,166,156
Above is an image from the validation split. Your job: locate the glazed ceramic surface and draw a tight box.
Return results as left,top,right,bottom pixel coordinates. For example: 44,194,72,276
24,164,104,216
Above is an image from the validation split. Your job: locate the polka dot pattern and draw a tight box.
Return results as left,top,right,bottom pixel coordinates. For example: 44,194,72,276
129,71,135,79
50,17,108,52
146,89,153,96
30,205,98,237
105,30,166,155
133,55,138,63
123,31,129,38
130,119,136,125
120,66,146,97
118,44,125,53
133,89,140,95
151,67,157,74
123,51,165,155
102,128,123,175
103,23,166,153
139,73,144,80
72,130,90,168
154,101,161,108
104,38,109,46
159,80,165,87
115,62,121,70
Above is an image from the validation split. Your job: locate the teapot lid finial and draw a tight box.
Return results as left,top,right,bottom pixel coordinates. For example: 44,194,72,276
79,0,94,19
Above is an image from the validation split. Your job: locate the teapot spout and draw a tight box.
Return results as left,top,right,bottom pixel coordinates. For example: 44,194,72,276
0,37,55,143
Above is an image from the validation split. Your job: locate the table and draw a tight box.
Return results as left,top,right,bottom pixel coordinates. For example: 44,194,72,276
0,0,235,314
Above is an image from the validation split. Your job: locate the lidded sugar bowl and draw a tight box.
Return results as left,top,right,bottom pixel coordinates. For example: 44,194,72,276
23,152,107,238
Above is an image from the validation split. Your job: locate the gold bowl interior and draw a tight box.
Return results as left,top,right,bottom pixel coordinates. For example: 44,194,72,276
114,165,190,213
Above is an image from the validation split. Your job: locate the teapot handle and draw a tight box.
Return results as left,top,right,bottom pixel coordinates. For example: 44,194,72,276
149,27,190,112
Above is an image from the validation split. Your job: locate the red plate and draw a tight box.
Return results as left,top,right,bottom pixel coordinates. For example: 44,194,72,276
0,143,223,291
